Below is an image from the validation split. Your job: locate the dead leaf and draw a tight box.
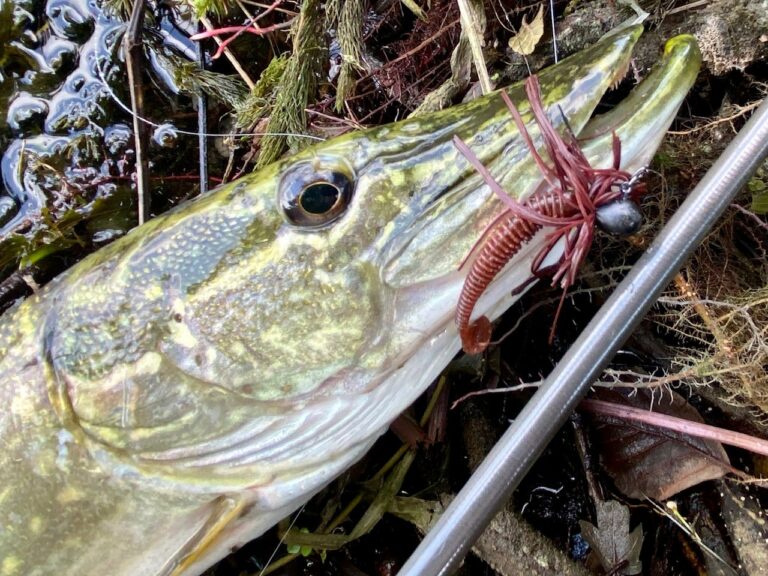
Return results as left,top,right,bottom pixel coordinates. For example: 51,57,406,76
508,5,544,56
579,499,643,575
587,389,731,500
720,481,768,574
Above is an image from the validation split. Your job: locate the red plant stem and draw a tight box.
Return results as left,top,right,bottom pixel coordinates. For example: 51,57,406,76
190,6,288,61
192,0,286,42
580,399,768,457
190,23,286,40
251,0,285,22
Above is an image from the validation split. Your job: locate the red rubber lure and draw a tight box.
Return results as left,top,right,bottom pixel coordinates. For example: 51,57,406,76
454,75,645,354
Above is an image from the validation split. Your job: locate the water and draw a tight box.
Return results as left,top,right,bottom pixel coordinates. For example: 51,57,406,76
0,0,204,291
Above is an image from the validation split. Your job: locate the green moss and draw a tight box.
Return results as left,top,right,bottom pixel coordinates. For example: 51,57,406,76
257,0,325,168
234,54,289,129
330,0,366,111
102,0,133,20
749,161,768,214
152,52,247,108
189,0,229,18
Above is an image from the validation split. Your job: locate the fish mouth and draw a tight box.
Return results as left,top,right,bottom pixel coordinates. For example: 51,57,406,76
379,26,644,291
580,34,701,173
382,32,701,366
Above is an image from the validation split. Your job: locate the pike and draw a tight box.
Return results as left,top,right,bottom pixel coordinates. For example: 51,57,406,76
0,26,700,576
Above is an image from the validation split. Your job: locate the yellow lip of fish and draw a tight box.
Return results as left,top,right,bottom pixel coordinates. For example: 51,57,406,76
0,26,700,576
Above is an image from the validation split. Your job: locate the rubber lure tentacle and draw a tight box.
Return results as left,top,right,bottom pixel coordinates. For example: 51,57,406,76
455,75,645,354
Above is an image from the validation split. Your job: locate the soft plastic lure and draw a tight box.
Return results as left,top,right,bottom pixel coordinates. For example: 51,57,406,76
454,75,646,354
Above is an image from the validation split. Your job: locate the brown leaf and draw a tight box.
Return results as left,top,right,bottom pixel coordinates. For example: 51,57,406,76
389,413,427,447
579,500,643,575
507,5,544,56
720,481,768,573
587,389,730,500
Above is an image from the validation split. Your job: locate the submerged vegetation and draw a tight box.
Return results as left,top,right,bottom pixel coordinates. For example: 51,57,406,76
0,0,766,574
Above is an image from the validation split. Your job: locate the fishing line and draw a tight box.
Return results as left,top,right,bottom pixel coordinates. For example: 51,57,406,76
258,502,307,576
549,0,558,63
94,56,326,141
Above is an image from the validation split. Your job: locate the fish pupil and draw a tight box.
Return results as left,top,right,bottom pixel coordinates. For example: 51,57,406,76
300,182,340,214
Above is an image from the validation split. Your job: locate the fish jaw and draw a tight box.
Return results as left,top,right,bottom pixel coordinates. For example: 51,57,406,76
382,34,702,351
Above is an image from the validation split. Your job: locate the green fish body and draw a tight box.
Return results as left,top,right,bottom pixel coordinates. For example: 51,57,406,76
0,27,700,576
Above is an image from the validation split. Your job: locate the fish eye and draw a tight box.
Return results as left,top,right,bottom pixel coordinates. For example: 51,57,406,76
279,160,354,228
